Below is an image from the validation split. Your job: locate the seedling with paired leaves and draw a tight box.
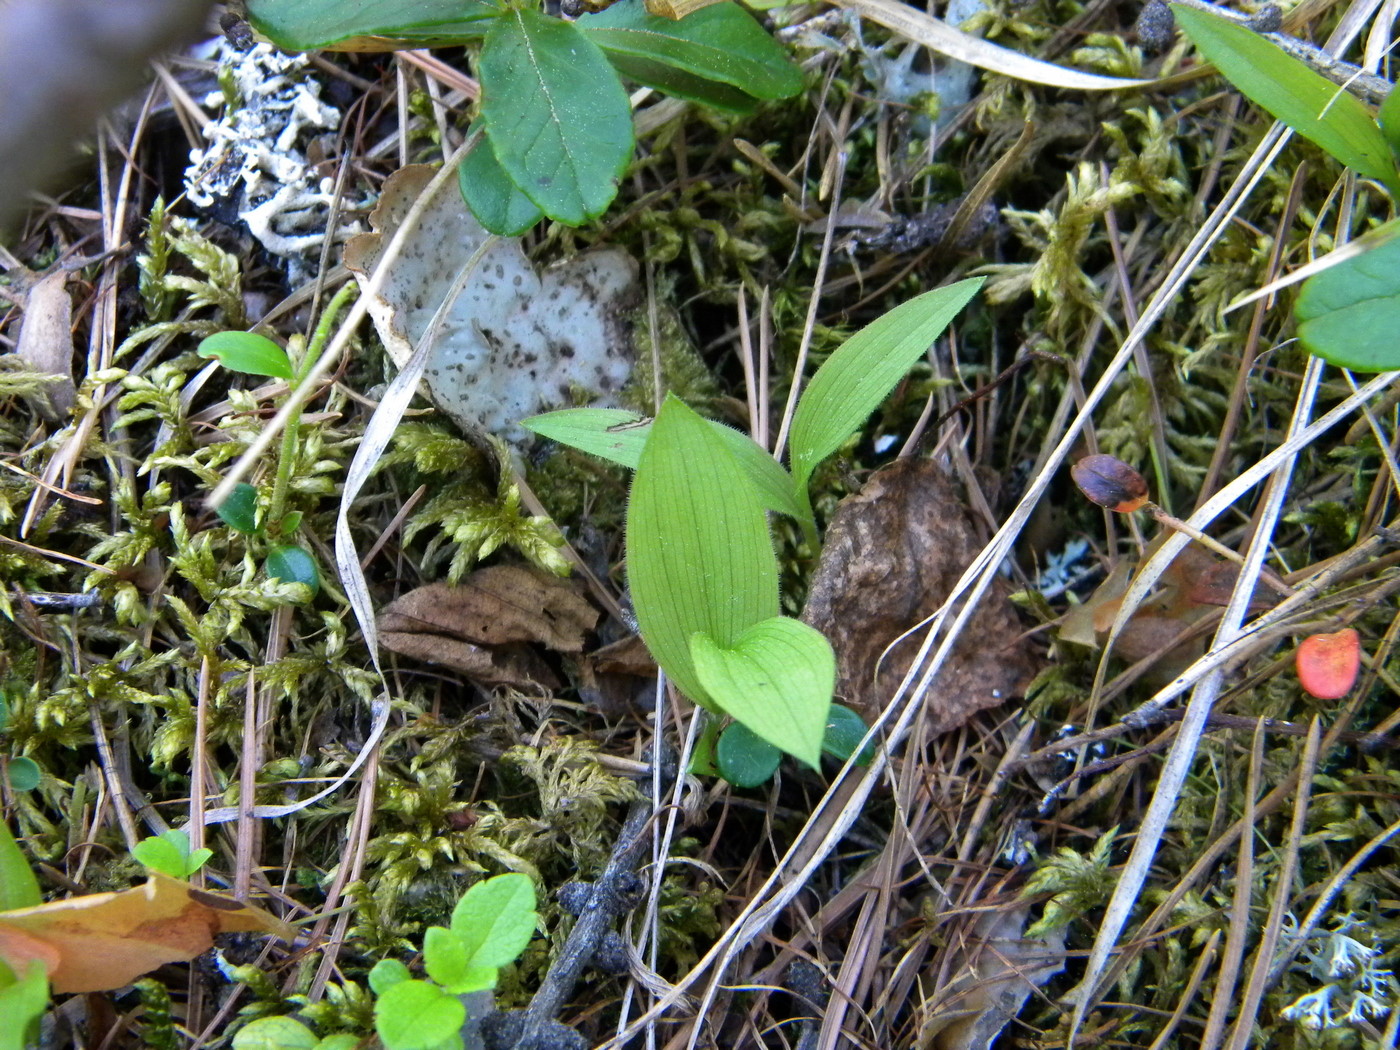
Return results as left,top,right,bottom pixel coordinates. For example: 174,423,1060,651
1172,5,1400,370
524,279,984,784
241,0,802,233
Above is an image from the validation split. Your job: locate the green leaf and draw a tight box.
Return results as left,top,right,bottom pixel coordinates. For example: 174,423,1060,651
423,926,474,991
218,483,260,534
368,959,412,995
5,757,40,793
132,829,211,878
480,11,633,225
458,125,544,236
627,395,778,708
715,721,781,787
821,704,874,765
315,1037,364,1050
581,0,801,111
690,617,834,767
266,545,321,597
197,331,294,380
0,962,47,1050
789,279,984,495
0,820,41,910
1172,5,1399,192
449,873,536,971
1381,84,1400,159
1295,225,1400,370
374,980,465,1050
232,1017,321,1050
522,408,807,522
245,0,499,51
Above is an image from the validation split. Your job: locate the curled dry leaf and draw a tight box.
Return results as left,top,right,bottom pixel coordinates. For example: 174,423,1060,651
1071,453,1149,513
13,270,76,419
801,458,1038,731
343,164,638,444
0,872,293,993
1296,627,1361,700
378,565,599,691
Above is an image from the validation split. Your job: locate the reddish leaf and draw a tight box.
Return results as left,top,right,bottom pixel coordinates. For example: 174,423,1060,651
1296,628,1362,700
1071,454,1149,513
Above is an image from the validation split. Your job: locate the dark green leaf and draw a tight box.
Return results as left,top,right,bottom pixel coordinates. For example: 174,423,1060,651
197,331,294,380
458,126,544,235
5,757,40,793
1296,225,1400,370
480,11,633,225
1173,5,1399,192
627,395,778,709
790,279,984,495
217,483,260,534
245,0,499,52
580,0,801,105
266,545,321,597
821,704,874,766
690,617,833,766
1381,84,1400,159
715,720,781,788
374,980,465,1050
0,820,41,910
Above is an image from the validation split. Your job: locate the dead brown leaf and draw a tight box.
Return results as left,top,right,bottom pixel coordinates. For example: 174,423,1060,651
379,565,599,691
0,872,294,993
14,270,76,419
802,458,1038,731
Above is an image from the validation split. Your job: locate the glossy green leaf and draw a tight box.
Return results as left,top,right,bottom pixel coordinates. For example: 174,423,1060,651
197,331,294,380
368,959,412,995
0,962,47,1050
1296,226,1400,370
627,395,778,709
245,0,499,51
449,873,536,971
480,11,633,225
580,0,802,111
0,820,41,910
522,408,806,521
132,829,212,878
374,980,465,1050
790,279,984,494
458,125,543,236
821,704,874,766
715,721,781,787
1381,84,1400,159
266,545,321,597
218,483,260,534
5,757,39,793
1173,5,1399,192
232,1016,321,1050
690,617,834,767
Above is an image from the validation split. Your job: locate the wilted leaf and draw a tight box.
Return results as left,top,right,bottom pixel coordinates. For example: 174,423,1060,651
344,165,638,444
0,872,294,993
1071,454,1149,513
802,458,1036,730
13,270,75,420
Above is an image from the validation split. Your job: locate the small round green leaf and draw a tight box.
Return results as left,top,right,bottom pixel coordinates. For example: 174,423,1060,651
266,545,321,597
374,980,466,1050
423,926,471,990
232,1016,321,1050
368,958,412,995
217,483,261,534
6,757,40,792
197,331,294,380
278,510,303,536
821,704,874,766
449,873,537,970
715,721,781,788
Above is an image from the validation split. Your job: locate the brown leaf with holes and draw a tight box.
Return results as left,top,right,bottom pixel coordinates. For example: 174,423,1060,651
802,458,1038,731
379,565,599,691
0,872,293,993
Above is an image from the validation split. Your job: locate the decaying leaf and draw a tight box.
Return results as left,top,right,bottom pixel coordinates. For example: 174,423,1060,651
0,872,294,994
343,164,638,443
916,905,1066,1050
801,458,1037,730
379,564,599,691
13,270,76,419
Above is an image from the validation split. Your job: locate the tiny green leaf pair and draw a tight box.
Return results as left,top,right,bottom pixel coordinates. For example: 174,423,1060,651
524,278,984,774
1172,5,1400,370
132,829,212,880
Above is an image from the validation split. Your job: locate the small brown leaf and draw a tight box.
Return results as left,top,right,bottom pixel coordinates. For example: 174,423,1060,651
802,459,1038,731
0,873,293,993
1071,454,1149,513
